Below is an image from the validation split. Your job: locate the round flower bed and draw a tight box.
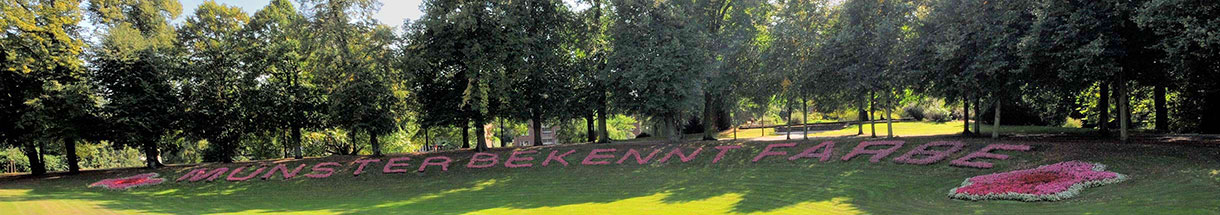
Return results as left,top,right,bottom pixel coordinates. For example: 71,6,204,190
949,161,1127,201
89,173,166,190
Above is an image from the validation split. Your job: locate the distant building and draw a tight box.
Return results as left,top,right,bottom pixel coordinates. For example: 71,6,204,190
513,120,560,147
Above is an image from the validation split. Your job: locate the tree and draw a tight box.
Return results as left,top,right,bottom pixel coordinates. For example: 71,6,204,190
25,83,103,173
1024,0,1156,141
243,0,321,159
86,0,183,169
569,0,617,143
1,0,89,175
827,0,915,138
1135,0,1220,133
917,0,979,136
500,0,576,147
407,0,540,151
302,0,401,156
668,0,771,141
607,0,707,141
177,1,250,162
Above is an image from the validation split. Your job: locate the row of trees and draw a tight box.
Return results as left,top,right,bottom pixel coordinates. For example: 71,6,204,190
760,0,1220,141
4,0,1218,175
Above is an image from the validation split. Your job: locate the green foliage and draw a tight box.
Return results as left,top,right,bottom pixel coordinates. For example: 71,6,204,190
1135,0,1220,133
902,98,951,122
606,0,707,139
299,0,403,155
557,114,638,143
1,148,30,173
177,1,251,162
87,0,184,168
6,0,1220,174
2,0,91,174
5,137,1220,214
74,141,145,169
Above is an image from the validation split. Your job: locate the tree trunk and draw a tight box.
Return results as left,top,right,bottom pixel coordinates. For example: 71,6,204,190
475,117,489,152
974,96,981,136
462,122,470,149
963,94,971,135
597,94,610,143
424,126,431,151
1154,85,1167,132
532,111,543,146
1119,77,1129,142
703,93,718,140
66,138,79,173
369,128,382,156
786,101,792,140
223,138,237,163
292,126,303,159
802,96,809,140
992,97,1001,139
858,97,866,135
23,142,45,175
499,117,507,147
282,131,289,159
1098,83,1110,134
143,139,159,169
348,131,358,155
667,116,680,142
870,92,876,138
38,141,46,172
586,113,596,142
886,96,893,138
1202,88,1220,133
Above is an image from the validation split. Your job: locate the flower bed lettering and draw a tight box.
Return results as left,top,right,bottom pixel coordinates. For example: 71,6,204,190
91,173,166,190
171,141,1034,184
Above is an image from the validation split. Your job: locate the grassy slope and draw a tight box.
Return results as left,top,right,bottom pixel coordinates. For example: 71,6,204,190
715,121,1096,140
717,128,777,139
1,134,1218,214
809,121,1096,138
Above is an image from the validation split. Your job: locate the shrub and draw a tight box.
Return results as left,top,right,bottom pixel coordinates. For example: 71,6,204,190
1063,117,1083,128
903,98,952,122
635,132,652,138
926,108,952,122
903,105,927,121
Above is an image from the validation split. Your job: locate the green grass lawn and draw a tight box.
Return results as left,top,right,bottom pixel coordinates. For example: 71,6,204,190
710,121,1095,141
809,121,1095,138
2,131,1218,214
717,127,777,139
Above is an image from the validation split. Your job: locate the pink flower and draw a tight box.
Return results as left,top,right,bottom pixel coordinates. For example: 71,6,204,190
950,144,1031,168
89,173,166,190
893,141,964,165
949,161,1127,201
841,141,904,163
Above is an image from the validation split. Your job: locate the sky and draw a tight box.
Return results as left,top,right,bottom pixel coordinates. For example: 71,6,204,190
177,0,427,27
176,0,587,28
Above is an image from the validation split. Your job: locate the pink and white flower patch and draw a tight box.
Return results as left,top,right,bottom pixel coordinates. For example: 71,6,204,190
949,161,1127,201
89,173,166,190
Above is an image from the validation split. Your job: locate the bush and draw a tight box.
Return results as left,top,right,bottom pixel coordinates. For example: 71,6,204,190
926,108,952,122
1063,117,1083,128
903,98,952,122
635,132,652,138
2,148,29,173
903,105,927,121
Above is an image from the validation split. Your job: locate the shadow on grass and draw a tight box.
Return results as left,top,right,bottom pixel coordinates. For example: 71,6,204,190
3,136,1220,214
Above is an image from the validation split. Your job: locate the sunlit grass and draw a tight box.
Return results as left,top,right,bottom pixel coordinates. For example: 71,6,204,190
718,128,777,139
808,121,1096,138
1,136,1217,214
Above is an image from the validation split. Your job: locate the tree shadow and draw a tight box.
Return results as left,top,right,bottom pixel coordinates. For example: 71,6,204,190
3,137,1217,214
